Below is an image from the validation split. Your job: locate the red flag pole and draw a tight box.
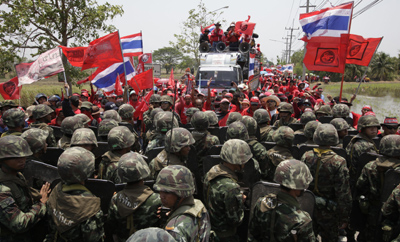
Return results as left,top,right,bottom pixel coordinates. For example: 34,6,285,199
117,30,129,102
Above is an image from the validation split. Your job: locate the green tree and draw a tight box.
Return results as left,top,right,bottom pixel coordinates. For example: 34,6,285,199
170,0,226,66
153,47,183,74
369,52,396,81
177,56,197,72
0,0,123,84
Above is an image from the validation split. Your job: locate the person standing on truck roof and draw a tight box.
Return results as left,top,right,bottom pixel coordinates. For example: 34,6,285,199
210,22,224,52
199,28,210,44
226,22,240,51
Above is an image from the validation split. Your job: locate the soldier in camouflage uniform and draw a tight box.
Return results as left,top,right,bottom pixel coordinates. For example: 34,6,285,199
70,128,98,152
44,147,104,242
142,94,161,132
346,115,380,189
355,135,400,242
381,183,400,241
30,104,57,147
332,104,350,119
191,111,220,157
0,136,50,242
126,227,176,242
154,165,211,241
248,159,316,242
107,152,161,241
21,128,48,162
301,124,352,242
103,110,122,122
185,107,200,125
58,116,84,149
74,113,91,127
303,120,320,145
149,127,195,179
226,112,242,126
253,109,272,142
273,102,297,128
204,139,252,241
144,108,163,143
204,110,219,127
118,104,141,152
146,112,179,153
295,111,317,135
315,105,332,119
1,108,26,137
160,95,181,124
330,118,349,148
265,126,294,181
97,119,119,142
99,126,136,182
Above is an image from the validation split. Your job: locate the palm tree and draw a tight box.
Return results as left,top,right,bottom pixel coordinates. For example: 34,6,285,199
369,52,396,81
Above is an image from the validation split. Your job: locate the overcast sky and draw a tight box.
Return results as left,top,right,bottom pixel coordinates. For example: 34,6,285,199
85,1,398,63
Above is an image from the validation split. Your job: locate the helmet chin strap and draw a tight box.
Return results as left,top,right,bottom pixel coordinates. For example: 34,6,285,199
172,196,185,211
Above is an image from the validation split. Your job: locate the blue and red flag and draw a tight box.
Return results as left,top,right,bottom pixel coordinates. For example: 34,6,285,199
121,33,143,57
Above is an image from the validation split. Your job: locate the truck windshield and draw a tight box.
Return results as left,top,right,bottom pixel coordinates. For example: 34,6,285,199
196,70,238,87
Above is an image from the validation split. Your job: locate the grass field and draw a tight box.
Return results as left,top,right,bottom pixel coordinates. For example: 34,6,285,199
321,81,400,99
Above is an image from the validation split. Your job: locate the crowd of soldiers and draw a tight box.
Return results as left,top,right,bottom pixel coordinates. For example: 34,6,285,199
0,76,400,242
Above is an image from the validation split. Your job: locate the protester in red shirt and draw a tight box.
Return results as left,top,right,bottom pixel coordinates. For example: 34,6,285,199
175,94,193,125
226,23,240,51
217,98,233,127
242,96,260,117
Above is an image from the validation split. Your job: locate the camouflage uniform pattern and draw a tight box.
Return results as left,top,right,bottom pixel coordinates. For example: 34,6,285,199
118,104,135,120
126,228,176,242
3,108,25,128
20,128,48,154
191,112,220,156
108,126,136,150
191,111,209,131
381,183,400,241
186,107,200,120
98,119,119,137
330,118,350,131
204,110,219,126
315,105,332,116
161,95,172,104
70,128,98,147
30,121,57,147
304,120,320,142
154,111,179,133
104,110,122,122
143,108,163,132
241,116,258,137
164,127,195,153
75,113,91,125
117,152,149,183
299,111,316,125
254,108,270,125
32,104,53,120
302,127,352,242
274,159,313,189
60,116,84,135
226,112,243,126
272,104,297,128
0,136,46,242
58,147,95,184
332,104,350,118
227,121,249,141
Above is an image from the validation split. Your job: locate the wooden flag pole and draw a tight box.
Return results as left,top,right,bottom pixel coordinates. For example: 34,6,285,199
338,73,345,102
58,47,69,97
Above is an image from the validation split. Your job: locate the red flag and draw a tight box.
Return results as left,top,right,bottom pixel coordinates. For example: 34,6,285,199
303,36,347,73
0,77,22,100
168,68,175,88
343,34,382,66
235,16,256,36
141,53,152,64
81,31,123,71
128,69,153,93
134,89,154,118
59,46,87,67
136,54,145,74
114,74,123,96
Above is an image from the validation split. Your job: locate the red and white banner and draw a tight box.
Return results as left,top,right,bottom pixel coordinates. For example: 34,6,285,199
15,47,65,86
0,77,21,100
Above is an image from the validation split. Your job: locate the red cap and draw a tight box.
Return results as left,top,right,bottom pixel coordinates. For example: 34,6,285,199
81,92,89,97
224,93,233,98
383,117,399,125
250,96,260,104
242,98,250,105
264,92,272,97
197,92,205,97
212,89,217,93
220,98,230,103
362,105,372,111
364,111,376,116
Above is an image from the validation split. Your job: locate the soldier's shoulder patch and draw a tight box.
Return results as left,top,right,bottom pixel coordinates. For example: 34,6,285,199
0,196,15,209
260,193,277,212
165,226,175,230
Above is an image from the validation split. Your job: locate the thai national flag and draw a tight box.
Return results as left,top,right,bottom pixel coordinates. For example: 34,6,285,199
91,58,135,92
248,53,255,80
121,33,143,57
202,24,215,34
299,2,353,39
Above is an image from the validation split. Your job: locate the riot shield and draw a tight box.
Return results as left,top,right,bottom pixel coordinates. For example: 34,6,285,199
298,145,347,160
343,135,355,150
89,126,98,139
319,116,334,124
23,160,60,188
182,123,193,129
144,147,165,164
50,125,63,141
356,153,381,181
205,145,223,156
291,146,300,160
373,137,381,149
348,130,359,136
381,169,400,204
118,122,134,133
345,117,353,127
289,123,304,132
40,147,65,166
93,142,109,170
208,126,227,144
293,133,308,145
85,178,116,214
249,181,315,220
115,180,155,193
261,142,276,151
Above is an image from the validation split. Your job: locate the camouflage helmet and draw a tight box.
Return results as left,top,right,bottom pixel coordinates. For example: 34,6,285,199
313,123,339,146
118,104,135,120
315,105,332,115
220,139,253,165
57,147,95,184
304,121,321,139
0,136,32,159
103,110,122,122
274,159,313,190
357,115,380,132
272,126,294,147
227,121,249,141
150,108,164,121
126,227,176,242
117,152,150,183
2,100,18,108
61,116,84,135
32,104,54,119
149,94,161,103
108,126,136,150
241,116,258,137
160,95,173,105
3,108,25,128
75,113,91,125
226,112,242,126
70,128,98,147
98,119,119,137
186,107,200,118
191,111,209,131
379,134,400,157
253,109,270,125
332,104,350,118
279,103,294,114
330,118,350,131
165,128,195,153
204,110,218,126
300,112,316,125
154,112,179,133
153,165,195,198
20,128,48,154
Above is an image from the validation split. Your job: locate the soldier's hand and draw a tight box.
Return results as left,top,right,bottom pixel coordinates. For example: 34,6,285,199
242,194,247,202
40,182,51,204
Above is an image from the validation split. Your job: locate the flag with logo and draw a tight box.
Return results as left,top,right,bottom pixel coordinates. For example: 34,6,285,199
0,77,21,100
343,34,382,66
59,46,87,67
235,16,256,36
128,69,153,93
15,47,65,86
121,33,143,57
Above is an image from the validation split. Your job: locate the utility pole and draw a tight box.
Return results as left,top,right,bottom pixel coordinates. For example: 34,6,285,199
300,0,316,80
282,36,290,63
285,24,299,63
